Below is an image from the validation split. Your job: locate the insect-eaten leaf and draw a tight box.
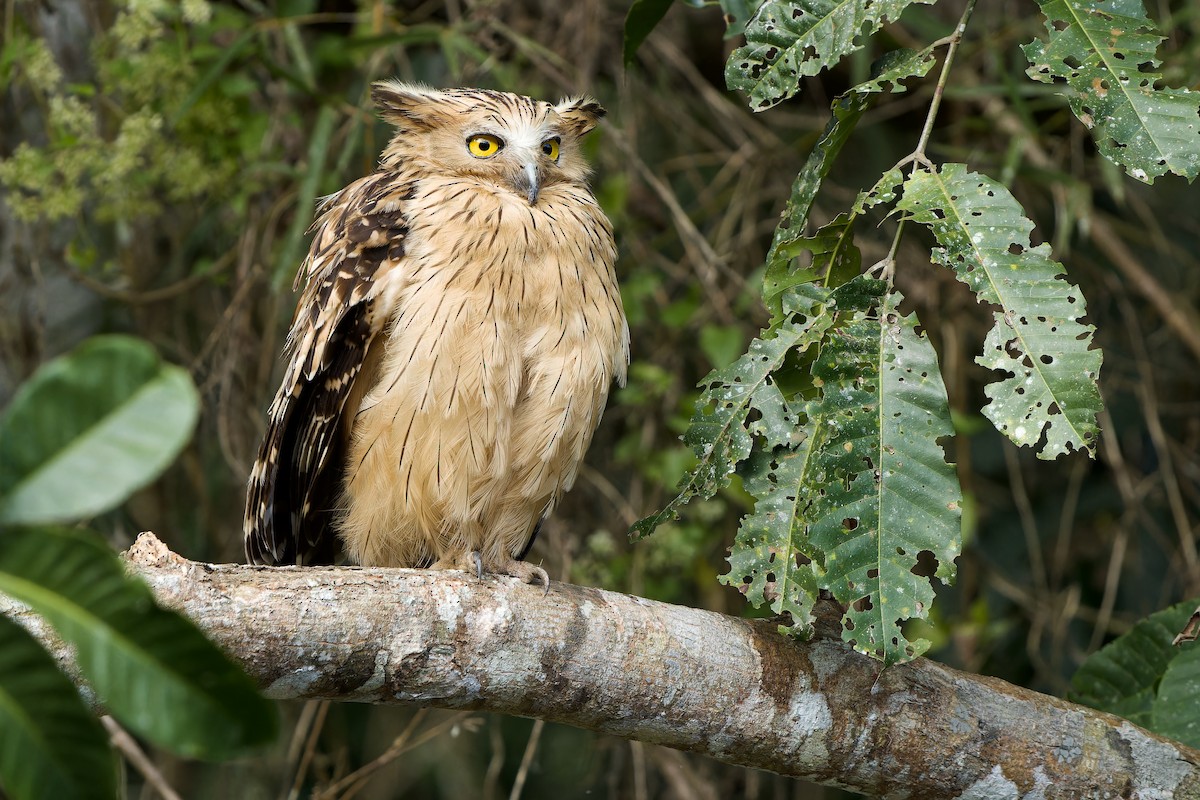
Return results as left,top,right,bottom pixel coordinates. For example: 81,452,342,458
726,0,935,111
632,286,832,539
896,164,1103,459
1025,0,1200,184
722,278,961,665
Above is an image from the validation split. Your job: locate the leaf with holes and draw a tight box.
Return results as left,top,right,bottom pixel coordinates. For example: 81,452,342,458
631,287,832,539
896,164,1103,459
1024,0,1200,183
722,443,821,633
856,47,938,95
726,0,935,111
800,282,960,664
762,94,868,322
852,167,905,216
765,213,863,329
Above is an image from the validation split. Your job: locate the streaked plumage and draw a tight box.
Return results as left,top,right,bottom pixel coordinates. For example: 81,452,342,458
244,83,628,583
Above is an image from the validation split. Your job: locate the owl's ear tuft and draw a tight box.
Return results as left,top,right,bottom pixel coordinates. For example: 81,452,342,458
556,96,606,137
371,81,445,129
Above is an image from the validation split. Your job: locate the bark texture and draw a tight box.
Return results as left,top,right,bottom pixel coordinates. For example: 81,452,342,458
16,533,1200,799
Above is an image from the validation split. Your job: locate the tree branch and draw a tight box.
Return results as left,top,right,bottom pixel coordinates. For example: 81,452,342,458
6,533,1199,798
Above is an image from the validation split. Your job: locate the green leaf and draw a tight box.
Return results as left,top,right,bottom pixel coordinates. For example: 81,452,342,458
851,167,905,215
765,213,862,325
717,0,756,37
623,0,675,68
726,0,935,111
856,46,938,95
0,335,200,525
802,282,961,664
764,94,867,296
0,527,277,759
1024,0,1200,183
722,443,821,632
0,614,116,800
895,164,1103,459
632,286,832,539
1156,647,1200,748
1071,597,1200,741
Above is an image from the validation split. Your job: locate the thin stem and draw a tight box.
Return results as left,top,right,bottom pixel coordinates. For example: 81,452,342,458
871,0,979,283
508,718,545,800
914,0,977,162
102,716,183,800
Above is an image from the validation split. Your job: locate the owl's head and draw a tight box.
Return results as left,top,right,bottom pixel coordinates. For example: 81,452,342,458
371,81,605,206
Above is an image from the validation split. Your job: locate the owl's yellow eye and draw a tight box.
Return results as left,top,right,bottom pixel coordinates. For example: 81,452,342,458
542,137,561,161
467,134,504,158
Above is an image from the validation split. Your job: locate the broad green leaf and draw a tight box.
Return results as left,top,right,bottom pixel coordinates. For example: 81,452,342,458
632,287,832,538
1025,0,1200,183
0,614,116,800
623,0,675,69
726,0,934,111
1157,647,1200,748
0,527,277,758
0,335,199,525
895,164,1103,459
802,282,960,664
1071,597,1199,736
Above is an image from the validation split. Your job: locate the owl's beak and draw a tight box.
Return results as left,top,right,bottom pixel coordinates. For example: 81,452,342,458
516,161,541,205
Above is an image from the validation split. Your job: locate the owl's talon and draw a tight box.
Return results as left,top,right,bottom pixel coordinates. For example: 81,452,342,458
533,566,550,596
471,550,484,581
491,559,550,593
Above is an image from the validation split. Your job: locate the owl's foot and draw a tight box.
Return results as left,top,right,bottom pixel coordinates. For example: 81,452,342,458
436,551,549,593
493,558,550,595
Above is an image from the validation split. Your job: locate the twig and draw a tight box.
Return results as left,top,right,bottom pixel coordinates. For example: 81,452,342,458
1117,287,1200,586
286,699,330,800
608,131,735,324
68,249,236,305
870,0,979,283
484,718,506,800
317,710,480,800
101,716,182,800
508,718,544,800
630,740,648,800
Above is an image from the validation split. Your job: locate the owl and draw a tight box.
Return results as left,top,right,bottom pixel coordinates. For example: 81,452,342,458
243,83,629,586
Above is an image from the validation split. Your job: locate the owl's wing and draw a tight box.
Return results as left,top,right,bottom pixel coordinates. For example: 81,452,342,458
244,172,412,565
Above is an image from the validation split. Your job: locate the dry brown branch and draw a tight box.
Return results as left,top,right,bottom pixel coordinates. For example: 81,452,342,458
7,532,1199,799
100,716,183,800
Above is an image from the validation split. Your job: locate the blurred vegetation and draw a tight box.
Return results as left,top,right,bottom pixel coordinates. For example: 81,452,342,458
2,0,1200,797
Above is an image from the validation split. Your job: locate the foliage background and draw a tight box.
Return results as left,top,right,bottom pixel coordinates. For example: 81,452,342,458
2,0,1199,797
